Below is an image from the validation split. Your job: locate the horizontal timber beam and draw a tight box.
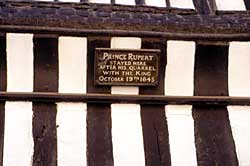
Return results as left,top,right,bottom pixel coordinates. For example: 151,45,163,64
0,92,250,106
1,25,250,41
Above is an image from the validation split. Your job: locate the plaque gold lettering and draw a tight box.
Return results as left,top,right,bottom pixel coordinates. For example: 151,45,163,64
95,48,160,86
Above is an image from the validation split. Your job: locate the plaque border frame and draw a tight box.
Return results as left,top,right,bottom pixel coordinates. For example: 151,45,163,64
94,48,160,86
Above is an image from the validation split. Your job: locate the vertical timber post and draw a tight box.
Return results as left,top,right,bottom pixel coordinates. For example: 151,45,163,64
243,0,250,9
192,44,238,166
86,37,114,166
33,36,59,166
135,0,145,5
0,34,6,166
140,38,171,166
193,0,217,15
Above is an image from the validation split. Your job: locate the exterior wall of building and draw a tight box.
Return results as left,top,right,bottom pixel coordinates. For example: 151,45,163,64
0,0,250,166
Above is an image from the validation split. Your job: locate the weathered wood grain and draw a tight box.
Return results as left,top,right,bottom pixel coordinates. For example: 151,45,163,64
140,38,171,166
0,35,6,166
192,44,238,166
33,36,58,166
87,37,114,166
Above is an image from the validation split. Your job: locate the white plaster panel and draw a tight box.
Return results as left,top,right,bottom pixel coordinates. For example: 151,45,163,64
4,102,33,166
111,104,145,166
215,0,246,10
165,41,195,96
7,33,33,92
58,36,87,94
57,103,87,166
165,105,197,166
228,42,250,166
111,86,138,95
115,0,135,5
145,0,166,7
111,37,141,49
110,37,144,166
60,0,80,2
228,106,250,166
89,0,110,4
4,33,34,166
35,0,54,1
164,40,196,165
169,0,194,9
57,36,87,166
228,42,250,97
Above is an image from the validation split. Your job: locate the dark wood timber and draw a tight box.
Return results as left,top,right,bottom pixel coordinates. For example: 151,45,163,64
87,37,114,166
193,44,238,166
111,0,115,4
0,92,250,106
244,0,250,10
0,35,6,166
4,26,250,41
135,0,145,5
165,0,170,7
193,0,217,14
0,102,4,166
0,36,7,94
140,38,171,166
33,36,58,166
0,1,250,41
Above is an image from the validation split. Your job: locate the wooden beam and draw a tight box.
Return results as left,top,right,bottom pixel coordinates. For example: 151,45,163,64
0,34,6,166
140,38,171,166
32,36,58,166
135,0,145,5
86,37,114,166
193,0,217,14
0,25,250,41
192,44,238,165
0,92,249,106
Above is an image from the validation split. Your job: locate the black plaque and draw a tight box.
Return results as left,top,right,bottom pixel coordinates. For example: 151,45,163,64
95,48,160,86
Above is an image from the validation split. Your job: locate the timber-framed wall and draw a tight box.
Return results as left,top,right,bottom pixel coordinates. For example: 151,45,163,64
0,0,249,166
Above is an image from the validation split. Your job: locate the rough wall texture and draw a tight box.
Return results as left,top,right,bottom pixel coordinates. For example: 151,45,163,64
0,1,249,166
0,1,250,40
